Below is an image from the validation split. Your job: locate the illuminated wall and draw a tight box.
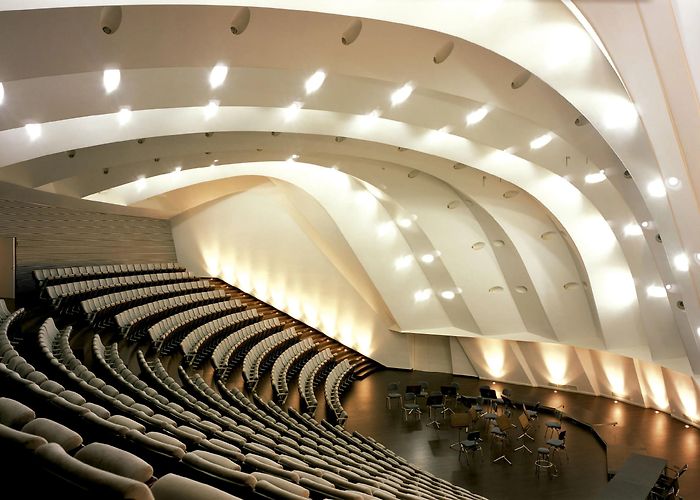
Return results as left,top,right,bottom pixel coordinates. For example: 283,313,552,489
171,179,412,368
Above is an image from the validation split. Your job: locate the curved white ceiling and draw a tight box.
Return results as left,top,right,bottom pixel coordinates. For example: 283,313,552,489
0,1,698,379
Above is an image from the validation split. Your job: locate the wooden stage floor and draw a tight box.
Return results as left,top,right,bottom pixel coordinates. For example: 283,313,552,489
332,370,698,500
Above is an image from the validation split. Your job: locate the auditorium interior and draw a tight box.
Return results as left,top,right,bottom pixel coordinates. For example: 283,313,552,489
0,2,698,499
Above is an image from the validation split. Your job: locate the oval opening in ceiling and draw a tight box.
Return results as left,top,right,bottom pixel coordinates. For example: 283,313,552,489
489,286,504,293
540,231,557,240
563,282,579,290
408,169,420,178
515,286,528,294
492,240,505,247
503,190,520,199
447,200,460,209
472,242,485,250
453,162,467,170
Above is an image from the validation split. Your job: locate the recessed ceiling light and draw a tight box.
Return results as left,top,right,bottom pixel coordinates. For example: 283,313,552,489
394,255,413,270
623,223,642,237
24,123,41,141
666,176,680,188
641,221,650,228
117,107,132,125
646,285,667,298
285,101,303,121
305,70,326,94
209,64,228,89
466,105,490,126
414,289,432,302
420,254,435,264
135,175,147,191
390,83,413,106
647,179,666,198
204,100,219,119
0,82,4,105
103,69,121,94
665,284,672,291
585,170,607,184
673,253,689,272
529,133,552,150
396,218,412,228
440,290,455,300
359,109,381,126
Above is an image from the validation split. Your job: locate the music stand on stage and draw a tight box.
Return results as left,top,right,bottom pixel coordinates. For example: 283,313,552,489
440,385,457,416
405,384,422,396
479,387,498,412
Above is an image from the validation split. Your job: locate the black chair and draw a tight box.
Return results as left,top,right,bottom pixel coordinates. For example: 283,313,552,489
652,463,687,500
426,392,445,429
440,385,457,415
459,430,483,465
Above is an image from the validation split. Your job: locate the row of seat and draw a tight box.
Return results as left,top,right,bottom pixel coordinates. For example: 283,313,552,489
298,349,335,414
116,289,228,333
242,327,301,389
211,317,283,372
181,309,262,360
0,396,244,500
33,262,183,287
0,298,10,322
81,280,212,322
45,271,195,305
148,297,242,348
271,338,316,403
324,360,355,425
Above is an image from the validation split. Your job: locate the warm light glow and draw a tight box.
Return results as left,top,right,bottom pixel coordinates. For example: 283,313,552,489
665,284,672,291
414,289,432,302
641,221,650,228
135,176,147,192
0,82,4,105
209,64,228,89
600,270,637,308
117,107,132,125
305,70,326,94
577,216,617,258
646,285,667,298
358,109,381,126
584,170,606,184
173,166,182,173
203,252,220,276
204,100,219,119
602,96,638,130
696,327,700,337
420,253,435,264
466,105,490,126
287,297,302,319
355,190,376,207
285,101,303,121
220,265,233,283
647,179,666,198
674,253,689,272
390,83,414,106
396,218,412,228
678,386,698,421
484,343,505,378
24,123,41,141
605,366,626,397
530,133,552,150
440,290,455,300
646,371,669,409
103,69,121,94
666,176,680,188
623,223,643,237
340,325,354,347
543,347,568,385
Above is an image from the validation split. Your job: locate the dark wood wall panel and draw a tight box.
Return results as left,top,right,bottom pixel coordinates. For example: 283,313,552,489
0,199,176,295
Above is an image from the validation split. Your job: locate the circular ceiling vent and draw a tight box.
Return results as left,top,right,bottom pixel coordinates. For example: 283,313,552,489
341,18,363,45
447,200,460,209
489,286,504,293
515,286,528,294
397,146,408,152
230,7,251,35
624,170,632,179
471,242,485,250
271,131,281,136
492,240,505,248
563,282,580,290
540,231,557,240
433,40,454,64
511,70,531,89
676,300,685,311
574,114,589,127
334,136,346,143
453,162,467,170
407,170,420,178
503,190,520,199
655,233,663,243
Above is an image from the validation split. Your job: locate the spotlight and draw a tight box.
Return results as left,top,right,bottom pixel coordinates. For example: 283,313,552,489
466,105,490,126
230,7,251,35
647,179,666,198
103,69,121,94
391,83,414,106
117,107,131,125
25,123,41,141
530,133,552,150
99,6,122,35
341,18,362,45
204,100,219,119
305,70,326,94
433,40,454,64
284,101,303,121
209,64,228,89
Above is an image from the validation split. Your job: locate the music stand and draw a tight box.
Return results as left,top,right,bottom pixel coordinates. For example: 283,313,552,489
425,393,445,429
405,384,422,397
440,385,457,416
480,387,498,412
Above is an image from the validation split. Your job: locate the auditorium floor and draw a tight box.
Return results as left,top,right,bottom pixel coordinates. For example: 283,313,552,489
329,370,698,500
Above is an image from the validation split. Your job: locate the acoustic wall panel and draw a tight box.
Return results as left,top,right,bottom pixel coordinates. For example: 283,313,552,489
0,198,176,294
